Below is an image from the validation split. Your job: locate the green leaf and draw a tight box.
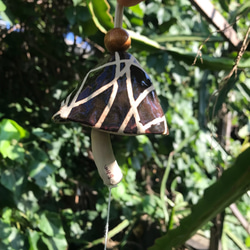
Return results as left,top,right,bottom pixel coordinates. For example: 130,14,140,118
16,190,39,214
128,30,164,52
0,185,16,209
0,0,6,11
129,4,143,18
92,0,113,29
210,76,238,118
111,182,126,200
38,211,65,237
0,220,12,239
149,148,250,250
41,235,67,250
166,48,250,70
224,227,248,250
88,0,113,33
4,227,27,250
142,195,158,215
153,34,224,43
231,2,250,19
29,161,56,188
1,168,24,193
32,127,53,142
28,230,41,250
246,235,250,247
128,32,250,70
65,6,77,25
77,6,92,22
65,6,92,25
0,119,29,141
0,119,29,158
72,0,83,6
86,220,129,248
219,0,230,12
0,142,26,160
1,208,12,224
0,119,29,160
237,81,250,102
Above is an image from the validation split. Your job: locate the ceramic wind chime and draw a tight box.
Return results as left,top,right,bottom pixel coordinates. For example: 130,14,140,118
52,2,168,247
53,5,168,186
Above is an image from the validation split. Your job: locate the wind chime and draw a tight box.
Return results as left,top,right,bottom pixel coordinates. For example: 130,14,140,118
52,2,168,248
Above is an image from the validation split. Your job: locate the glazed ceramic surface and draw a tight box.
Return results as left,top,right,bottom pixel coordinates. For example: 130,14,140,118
53,51,168,135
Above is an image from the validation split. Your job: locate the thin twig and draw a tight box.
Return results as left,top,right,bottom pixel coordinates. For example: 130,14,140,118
160,131,199,228
207,26,250,124
230,203,250,235
222,26,250,82
192,16,242,66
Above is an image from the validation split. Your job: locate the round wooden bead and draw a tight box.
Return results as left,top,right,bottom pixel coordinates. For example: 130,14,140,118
104,28,131,52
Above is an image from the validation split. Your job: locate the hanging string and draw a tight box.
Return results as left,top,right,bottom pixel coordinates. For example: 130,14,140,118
104,186,112,250
104,4,124,250
114,3,124,28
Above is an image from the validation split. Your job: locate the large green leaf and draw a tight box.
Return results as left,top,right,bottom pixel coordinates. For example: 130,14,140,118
38,211,66,237
1,168,24,195
0,119,29,141
88,0,113,33
209,76,238,119
128,30,164,52
0,185,16,208
153,34,224,43
0,220,27,250
129,32,250,70
0,0,6,11
41,235,67,250
166,48,250,70
230,2,250,20
28,230,40,250
29,161,56,188
149,147,250,250
0,119,29,160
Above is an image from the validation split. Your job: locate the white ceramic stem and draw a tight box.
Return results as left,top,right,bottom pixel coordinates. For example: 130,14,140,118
91,129,123,186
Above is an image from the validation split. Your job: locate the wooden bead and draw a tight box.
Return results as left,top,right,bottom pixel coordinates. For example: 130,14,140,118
104,28,131,52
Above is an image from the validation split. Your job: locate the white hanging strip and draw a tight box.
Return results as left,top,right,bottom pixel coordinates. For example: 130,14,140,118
114,3,124,28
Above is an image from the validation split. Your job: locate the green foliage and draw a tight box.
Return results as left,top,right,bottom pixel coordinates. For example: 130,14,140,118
0,0,249,249
150,148,250,249
0,119,29,160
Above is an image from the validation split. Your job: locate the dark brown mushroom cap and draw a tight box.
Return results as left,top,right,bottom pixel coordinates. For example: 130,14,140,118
52,51,168,135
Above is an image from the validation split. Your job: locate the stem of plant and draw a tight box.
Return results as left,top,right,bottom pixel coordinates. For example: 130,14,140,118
160,131,199,226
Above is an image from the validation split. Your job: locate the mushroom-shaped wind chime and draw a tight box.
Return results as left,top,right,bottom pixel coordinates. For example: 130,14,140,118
52,2,168,248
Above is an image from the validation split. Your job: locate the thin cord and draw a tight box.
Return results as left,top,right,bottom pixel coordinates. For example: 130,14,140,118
104,186,112,250
104,3,123,249
114,3,124,28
